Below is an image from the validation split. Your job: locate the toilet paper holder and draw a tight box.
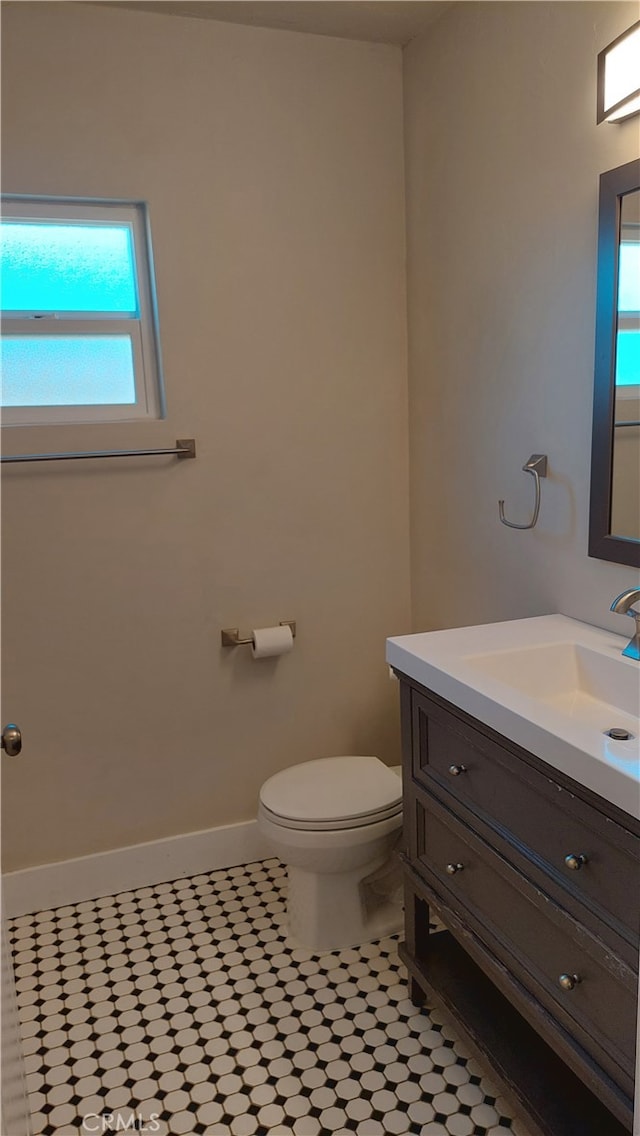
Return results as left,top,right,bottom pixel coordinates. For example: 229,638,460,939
221,620,296,647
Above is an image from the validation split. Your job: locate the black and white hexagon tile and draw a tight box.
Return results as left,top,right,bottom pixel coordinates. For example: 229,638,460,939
9,859,535,1136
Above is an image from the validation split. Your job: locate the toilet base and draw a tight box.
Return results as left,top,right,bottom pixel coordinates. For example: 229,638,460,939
286,852,403,952
257,792,404,953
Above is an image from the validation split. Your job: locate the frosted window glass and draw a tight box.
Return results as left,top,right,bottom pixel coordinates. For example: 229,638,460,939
1,223,138,313
615,329,640,387
1,337,136,406
618,243,640,313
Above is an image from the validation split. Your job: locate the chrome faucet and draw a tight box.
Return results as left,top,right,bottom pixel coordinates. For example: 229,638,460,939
610,589,640,660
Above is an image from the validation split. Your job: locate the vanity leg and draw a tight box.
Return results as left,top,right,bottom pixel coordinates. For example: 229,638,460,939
404,882,430,1006
410,978,427,1006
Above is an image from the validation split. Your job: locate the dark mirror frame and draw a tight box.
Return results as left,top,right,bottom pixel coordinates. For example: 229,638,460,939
589,157,640,568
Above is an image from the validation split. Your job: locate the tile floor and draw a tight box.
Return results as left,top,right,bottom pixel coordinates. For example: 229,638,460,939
9,859,535,1136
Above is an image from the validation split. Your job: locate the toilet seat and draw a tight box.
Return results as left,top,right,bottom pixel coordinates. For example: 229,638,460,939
259,755,402,831
259,799,402,831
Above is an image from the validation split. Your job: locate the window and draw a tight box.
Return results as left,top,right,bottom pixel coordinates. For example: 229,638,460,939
616,222,640,389
1,198,164,425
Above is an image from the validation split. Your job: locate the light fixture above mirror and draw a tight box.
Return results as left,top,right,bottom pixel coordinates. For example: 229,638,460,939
597,20,640,123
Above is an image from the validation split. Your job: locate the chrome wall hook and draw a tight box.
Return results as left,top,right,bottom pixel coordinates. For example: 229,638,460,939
498,454,547,530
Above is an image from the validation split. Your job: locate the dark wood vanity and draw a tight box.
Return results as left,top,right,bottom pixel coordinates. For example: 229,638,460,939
395,672,639,1136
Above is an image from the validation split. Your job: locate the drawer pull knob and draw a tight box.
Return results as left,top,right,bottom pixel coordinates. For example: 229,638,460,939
558,973,580,991
564,853,588,871
446,862,464,875
448,765,467,776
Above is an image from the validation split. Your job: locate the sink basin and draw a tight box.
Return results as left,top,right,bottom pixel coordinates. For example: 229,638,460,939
387,615,640,819
465,641,639,727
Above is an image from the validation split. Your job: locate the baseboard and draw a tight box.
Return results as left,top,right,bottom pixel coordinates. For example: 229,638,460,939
2,819,271,918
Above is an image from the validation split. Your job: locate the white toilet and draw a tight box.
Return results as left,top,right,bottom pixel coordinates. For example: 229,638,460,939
258,755,403,951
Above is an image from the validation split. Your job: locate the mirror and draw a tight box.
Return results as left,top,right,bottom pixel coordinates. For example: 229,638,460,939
589,158,640,567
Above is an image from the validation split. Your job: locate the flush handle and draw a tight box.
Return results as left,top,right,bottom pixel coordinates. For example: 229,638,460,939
564,853,588,871
1,723,22,757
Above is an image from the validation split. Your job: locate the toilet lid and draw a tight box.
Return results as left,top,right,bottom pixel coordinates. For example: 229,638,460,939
259,756,402,825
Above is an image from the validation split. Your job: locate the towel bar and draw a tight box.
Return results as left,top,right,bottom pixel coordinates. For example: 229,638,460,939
1,439,196,464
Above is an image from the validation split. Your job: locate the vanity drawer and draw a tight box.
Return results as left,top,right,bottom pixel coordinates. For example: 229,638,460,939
411,691,640,943
412,792,638,1081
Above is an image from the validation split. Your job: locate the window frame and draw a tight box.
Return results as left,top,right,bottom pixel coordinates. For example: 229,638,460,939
1,196,165,426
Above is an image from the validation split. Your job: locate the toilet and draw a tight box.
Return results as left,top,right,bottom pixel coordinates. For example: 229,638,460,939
258,755,403,951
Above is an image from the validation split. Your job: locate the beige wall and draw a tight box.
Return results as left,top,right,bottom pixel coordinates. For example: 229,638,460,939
4,0,640,874
404,1,640,633
0,2,411,870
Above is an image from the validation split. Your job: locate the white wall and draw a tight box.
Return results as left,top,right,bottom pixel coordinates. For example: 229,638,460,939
0,2,411,871
404,0,640,633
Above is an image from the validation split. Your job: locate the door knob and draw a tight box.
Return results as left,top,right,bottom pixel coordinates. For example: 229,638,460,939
564,853,588,871
1,723,22,757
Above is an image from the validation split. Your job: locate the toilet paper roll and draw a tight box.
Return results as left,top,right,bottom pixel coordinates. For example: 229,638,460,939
251,624,294,659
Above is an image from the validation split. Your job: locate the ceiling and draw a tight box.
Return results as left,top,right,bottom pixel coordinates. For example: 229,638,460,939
95,1,452,46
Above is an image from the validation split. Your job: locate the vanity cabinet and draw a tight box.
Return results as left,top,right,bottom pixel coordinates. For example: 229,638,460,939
396,674,639,1136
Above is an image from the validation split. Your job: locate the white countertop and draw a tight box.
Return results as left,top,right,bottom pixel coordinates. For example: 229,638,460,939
386,614,640,821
